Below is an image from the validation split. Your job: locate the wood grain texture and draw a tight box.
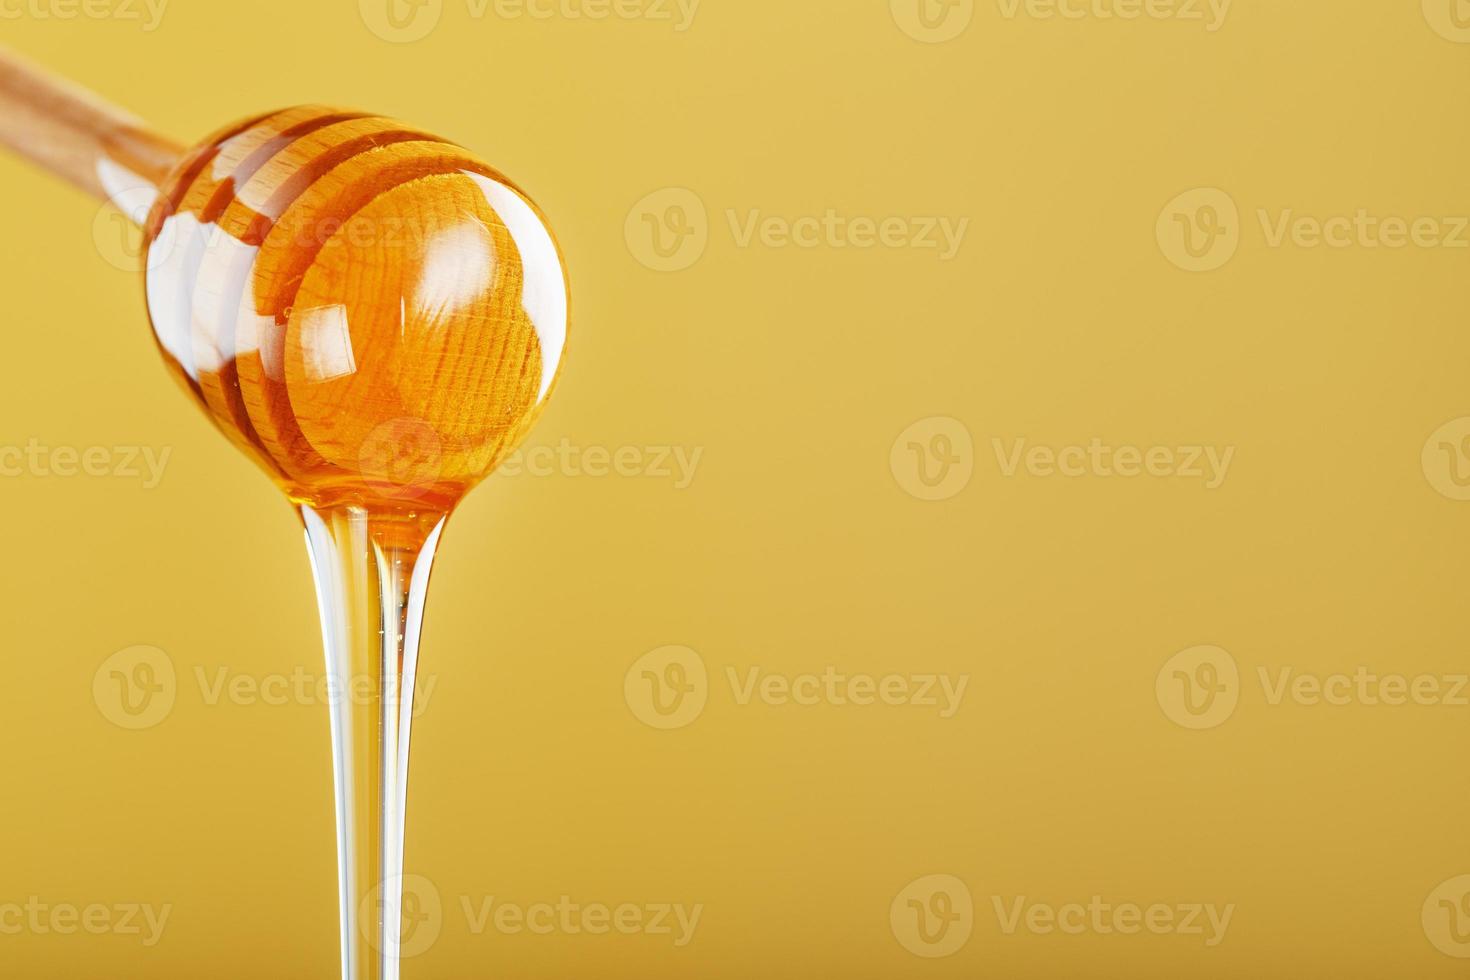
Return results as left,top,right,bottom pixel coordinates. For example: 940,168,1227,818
142,107,570,512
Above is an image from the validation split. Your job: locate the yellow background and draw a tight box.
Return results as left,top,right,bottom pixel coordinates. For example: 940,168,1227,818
2,0,1469,976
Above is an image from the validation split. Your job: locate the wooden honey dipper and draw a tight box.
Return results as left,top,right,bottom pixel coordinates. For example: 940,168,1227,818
0,44,569,980
0,44,569,517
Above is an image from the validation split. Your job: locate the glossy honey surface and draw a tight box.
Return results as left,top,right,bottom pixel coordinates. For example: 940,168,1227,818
142,106,569,512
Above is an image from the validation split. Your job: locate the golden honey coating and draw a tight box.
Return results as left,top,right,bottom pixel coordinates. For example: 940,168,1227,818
142,106,569,512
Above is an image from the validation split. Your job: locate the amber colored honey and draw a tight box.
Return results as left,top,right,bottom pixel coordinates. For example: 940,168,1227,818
142,106,569,515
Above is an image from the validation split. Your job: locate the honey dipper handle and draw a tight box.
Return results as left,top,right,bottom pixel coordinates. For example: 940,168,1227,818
0,44,183,214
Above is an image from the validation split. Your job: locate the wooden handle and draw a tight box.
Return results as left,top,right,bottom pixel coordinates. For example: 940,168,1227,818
0,44,183,213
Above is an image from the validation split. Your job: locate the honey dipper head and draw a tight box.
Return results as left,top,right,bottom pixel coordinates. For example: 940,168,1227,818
141,106,569,513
